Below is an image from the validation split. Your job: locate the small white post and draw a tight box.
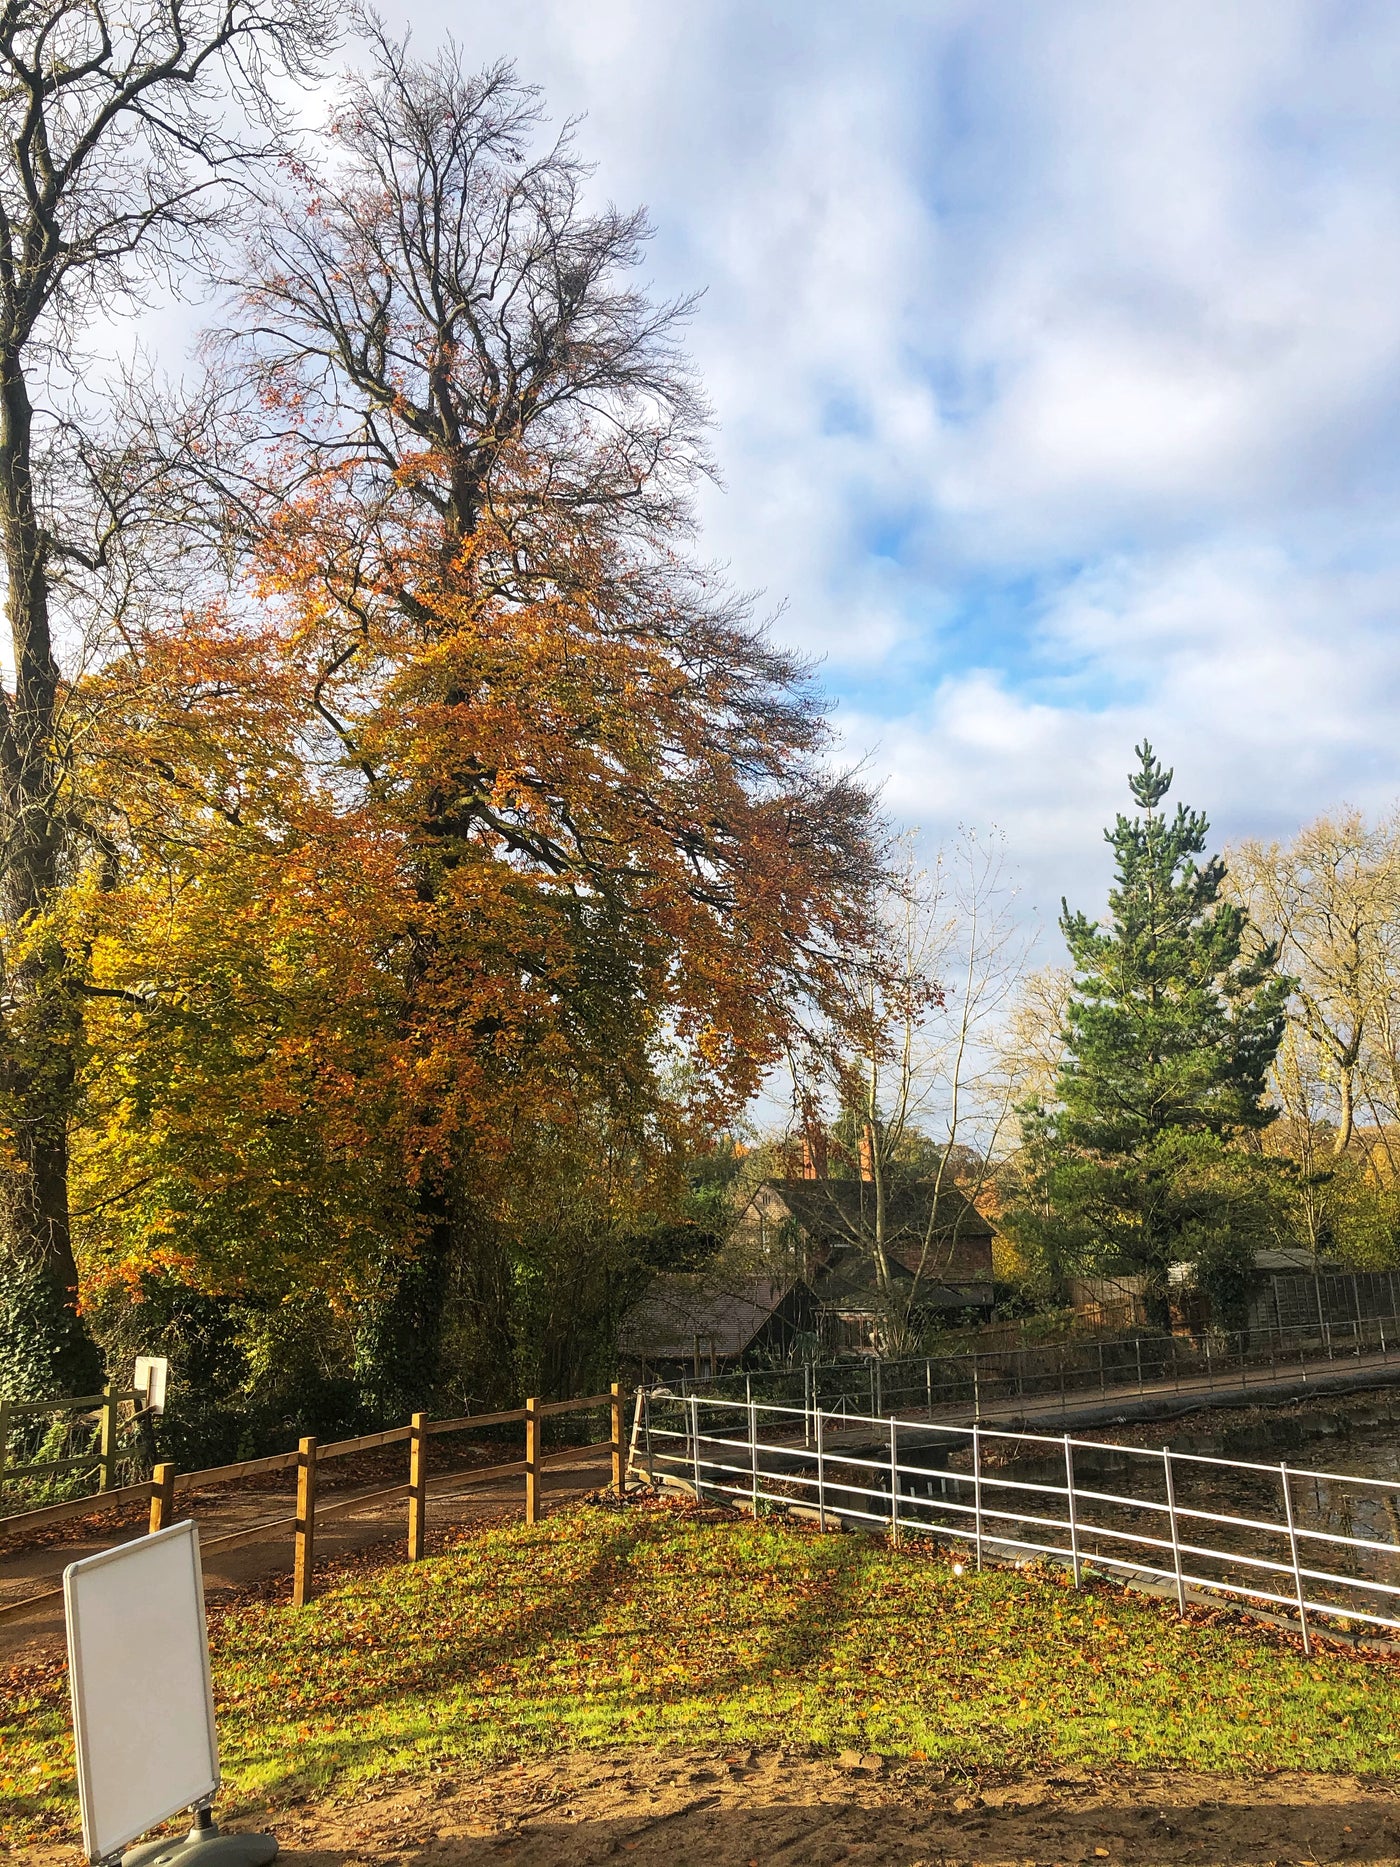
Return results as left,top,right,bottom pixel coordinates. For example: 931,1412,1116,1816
1163,1448,1185,1616
972,1422,983,1572
889,1417,899,1544
1280,1462,1312,1657
1064,1436,1081,1587
816,1406,827,1530
750,1393,759,1517
690,1394,702,1500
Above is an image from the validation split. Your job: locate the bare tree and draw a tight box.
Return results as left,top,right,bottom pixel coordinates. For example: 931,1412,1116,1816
226,22,713,585
1230,812,1399,1155
792,830,1033,1350
0,0,334,1395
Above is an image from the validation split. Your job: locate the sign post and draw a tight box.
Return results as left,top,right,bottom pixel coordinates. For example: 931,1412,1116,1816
64,1521,277,1865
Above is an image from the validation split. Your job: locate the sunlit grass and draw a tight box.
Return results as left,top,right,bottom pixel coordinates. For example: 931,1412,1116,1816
6,1497,1399,1848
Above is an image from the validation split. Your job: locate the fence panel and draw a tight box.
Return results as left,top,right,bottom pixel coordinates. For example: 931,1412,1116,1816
635,1388,1400,1641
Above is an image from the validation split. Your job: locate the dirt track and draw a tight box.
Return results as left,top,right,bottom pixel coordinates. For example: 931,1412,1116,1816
0,1451,612,1662
23,1746,1400,1866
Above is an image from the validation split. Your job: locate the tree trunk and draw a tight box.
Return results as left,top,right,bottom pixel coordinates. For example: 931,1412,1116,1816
0,346,96,1396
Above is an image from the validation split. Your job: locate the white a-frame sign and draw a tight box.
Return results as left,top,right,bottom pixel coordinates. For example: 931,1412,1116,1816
65,1521,277,1865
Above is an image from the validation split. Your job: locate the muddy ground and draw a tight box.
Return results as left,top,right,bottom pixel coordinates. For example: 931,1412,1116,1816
20,1745,1400,1866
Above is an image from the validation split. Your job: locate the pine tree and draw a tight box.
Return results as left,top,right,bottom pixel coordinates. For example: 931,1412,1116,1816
1019,743,1288,1326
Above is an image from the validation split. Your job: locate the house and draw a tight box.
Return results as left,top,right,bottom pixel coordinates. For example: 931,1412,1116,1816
617,1272,814,1378
733,1176,996,1353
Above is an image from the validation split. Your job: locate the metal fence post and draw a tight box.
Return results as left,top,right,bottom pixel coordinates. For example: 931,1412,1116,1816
972,1355,981,1419
690,1393,702,1500
643,1387,655,1482
98,1383,118,1493
972,1422,983,1572
750,1392,759,1517
148,1460,176,1535
889,1418,899,1544
408,1411,428,1561
1098,1341,1106,1395
926,1357,933,1415
1135,1336,1144,1394
1064,1436,1081,1587
875,1359,883,1417
293,1435,318,1608
525,1397,541,1525
816,1405,827,1530
1163,1448,1185,1616
1280,1463,1312,1657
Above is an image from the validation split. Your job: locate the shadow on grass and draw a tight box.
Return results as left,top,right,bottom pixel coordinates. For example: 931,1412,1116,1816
216,1511,661,1792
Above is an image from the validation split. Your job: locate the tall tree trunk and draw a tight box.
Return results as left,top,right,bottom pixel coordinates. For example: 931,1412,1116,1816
0,346,97,1397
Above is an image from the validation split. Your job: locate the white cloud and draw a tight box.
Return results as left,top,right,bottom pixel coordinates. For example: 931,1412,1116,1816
399,0,1400,932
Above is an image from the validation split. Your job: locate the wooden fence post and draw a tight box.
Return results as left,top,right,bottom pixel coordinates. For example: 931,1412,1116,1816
611,1383,626,1496
293,1436,318,1607
148,1462,176,1535
98,1384,118,1493
525,1397,540,1525
408,1412,427,1562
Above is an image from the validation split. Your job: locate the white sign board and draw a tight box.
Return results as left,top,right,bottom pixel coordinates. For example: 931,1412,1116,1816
134,1355,170,1415
65,1522,220,1862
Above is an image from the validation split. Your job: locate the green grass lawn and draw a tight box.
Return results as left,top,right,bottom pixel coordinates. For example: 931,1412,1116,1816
5,1497,1400,1847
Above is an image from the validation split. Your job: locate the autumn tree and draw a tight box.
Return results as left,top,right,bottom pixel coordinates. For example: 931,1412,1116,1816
1231,812,1400,1155
0,0,335,1399
165,33,887,1410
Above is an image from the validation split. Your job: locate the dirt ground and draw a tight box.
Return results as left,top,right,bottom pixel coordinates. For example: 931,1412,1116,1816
21,1745,1400,1867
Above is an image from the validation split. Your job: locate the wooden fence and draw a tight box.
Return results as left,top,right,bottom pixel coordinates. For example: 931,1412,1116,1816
0,1385,630,1624
0,1383,148,1499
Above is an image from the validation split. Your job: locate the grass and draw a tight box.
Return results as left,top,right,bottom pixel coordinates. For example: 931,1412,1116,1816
6,1496,1400,1846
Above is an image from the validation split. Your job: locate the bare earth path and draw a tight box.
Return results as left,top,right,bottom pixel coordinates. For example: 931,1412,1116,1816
0,1452,612,1661
19,1746,1400,1866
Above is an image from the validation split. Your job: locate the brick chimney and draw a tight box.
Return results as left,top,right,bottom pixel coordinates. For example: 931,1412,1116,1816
801,1126,828,1179
859,1124,875,1182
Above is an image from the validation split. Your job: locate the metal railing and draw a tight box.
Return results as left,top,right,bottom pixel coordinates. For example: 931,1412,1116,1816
634,1389,1400,1651
664,1311,1400,1425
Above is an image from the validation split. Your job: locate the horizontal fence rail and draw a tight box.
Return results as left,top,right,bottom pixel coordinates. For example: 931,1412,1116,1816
0,1386,630,1623
634,1388,1400,1652
0,1384,151,1506
660,1309,1400,1428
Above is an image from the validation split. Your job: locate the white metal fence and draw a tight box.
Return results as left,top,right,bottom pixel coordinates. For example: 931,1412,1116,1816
634,1390,1400,1654
665,1312,1400,1425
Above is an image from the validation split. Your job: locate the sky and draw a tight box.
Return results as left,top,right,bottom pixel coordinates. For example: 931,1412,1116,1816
388,1,1400,949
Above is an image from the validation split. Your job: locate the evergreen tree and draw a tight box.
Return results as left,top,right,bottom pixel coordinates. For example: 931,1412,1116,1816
1015,744,1288,1326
